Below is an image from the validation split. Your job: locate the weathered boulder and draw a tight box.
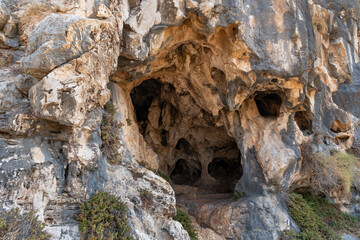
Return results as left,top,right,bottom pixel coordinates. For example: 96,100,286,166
21,14,102,79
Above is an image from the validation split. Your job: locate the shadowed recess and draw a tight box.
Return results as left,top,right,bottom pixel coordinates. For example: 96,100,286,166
254,91,282,118
295,111,313,135
170,158,202,185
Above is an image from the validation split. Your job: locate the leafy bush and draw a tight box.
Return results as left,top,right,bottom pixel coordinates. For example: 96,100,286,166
0,208,51,240
77,191,132,240
283,192,360,240
101,102,124,165
173,208,198,240
301,144,359,195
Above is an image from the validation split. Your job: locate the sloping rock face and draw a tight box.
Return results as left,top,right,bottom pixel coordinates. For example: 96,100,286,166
0,0,359,239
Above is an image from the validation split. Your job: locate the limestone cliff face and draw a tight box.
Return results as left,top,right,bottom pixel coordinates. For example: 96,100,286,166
0,0,359,239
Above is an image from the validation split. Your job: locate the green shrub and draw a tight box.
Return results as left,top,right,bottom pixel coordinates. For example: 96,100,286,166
283,192,360,240
301,144,359,195
233,191,246,201
126,119,132,126
158,172,170,182
77,191,132,240
173,208,198,240
101,102,124,165
0,208,51,240
148,168,170,183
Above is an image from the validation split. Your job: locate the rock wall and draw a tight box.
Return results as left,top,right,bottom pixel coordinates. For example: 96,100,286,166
0,0,359,239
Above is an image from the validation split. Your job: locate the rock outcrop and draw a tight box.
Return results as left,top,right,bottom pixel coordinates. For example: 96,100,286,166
0,0,359,239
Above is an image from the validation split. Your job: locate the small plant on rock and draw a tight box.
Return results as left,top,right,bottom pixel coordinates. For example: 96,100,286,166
148,168,170,183
126,118,132,126
173,208,198,240
77,191,132,240
158,172,170,182
0,208,51,240
233,191,246,201
269,179,281,192
283,192,360,239
140,188,153,209
101,101,124,165
301,143,360,195
291,31,300,42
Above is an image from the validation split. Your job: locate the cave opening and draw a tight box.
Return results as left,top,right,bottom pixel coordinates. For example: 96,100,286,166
254,91,282,118
130,79,161,134
130,78,243,197
295,111,313,135
330,120,351,133
170,158,202,185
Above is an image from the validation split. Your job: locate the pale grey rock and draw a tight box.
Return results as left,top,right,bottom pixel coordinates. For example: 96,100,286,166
21,14,100,79
0,1,8,30
4,16,17,38
28,51,110,126
45,224,81,240
96,3,112,19
159,0,186,25
121,30,149,61
162,220,191,240
15,74,37,94
0,32,19,48
342,234,360,240
0,0,359,240
125,0,157,36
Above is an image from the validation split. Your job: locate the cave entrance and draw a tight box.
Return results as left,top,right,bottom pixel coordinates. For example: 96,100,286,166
295,111,313,135
254,91,283,118
170,158,202,185
130,78,243,198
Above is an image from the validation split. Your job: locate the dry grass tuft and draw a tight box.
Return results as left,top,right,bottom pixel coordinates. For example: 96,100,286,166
301,143,360,195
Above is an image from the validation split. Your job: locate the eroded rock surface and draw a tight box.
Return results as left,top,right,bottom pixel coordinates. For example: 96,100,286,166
0,0,359,239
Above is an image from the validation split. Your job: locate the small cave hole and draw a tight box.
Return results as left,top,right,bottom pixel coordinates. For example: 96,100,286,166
295,111,313,135
170,158,202,186
175,138,192,153
336,136,350,144
254,92,282,118
330,120,351,133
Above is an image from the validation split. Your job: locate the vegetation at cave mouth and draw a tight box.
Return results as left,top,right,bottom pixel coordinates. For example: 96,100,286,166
282,192,360,240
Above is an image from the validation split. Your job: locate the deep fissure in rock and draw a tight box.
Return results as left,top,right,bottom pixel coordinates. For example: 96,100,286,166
130,79,161,134
130,79,243,194
254,91,282,118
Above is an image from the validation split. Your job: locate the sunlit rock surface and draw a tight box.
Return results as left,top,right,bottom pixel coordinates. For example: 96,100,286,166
0,0,359,239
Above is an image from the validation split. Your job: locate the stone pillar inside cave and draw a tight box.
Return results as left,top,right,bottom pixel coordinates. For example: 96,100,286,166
130,78,243,194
